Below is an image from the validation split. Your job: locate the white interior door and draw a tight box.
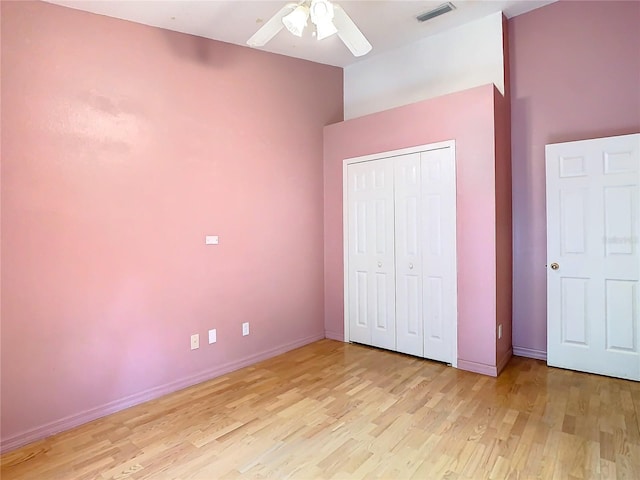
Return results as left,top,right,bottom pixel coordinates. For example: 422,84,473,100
395,153,424,357
346,159,396,350
421,148,457,363
546,133,640,381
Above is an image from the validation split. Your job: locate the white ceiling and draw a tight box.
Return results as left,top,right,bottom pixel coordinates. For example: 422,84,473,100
44,0,555,67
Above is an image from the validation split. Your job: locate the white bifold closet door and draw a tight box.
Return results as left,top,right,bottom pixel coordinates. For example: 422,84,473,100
346,146,456,364
346,159,396,350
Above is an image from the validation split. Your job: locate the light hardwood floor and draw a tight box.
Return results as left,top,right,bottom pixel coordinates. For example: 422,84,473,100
2,339,639,479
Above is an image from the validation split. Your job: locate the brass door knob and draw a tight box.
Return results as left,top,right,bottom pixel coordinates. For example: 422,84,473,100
550,262,559,270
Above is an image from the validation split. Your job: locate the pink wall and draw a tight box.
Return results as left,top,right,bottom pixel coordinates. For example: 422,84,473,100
495,16,513,371
323,84,506,375
509,1,640,358
0,1,342,451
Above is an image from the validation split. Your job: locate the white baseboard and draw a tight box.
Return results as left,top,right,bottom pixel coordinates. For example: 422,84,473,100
513,346,547,361
0,332,324,453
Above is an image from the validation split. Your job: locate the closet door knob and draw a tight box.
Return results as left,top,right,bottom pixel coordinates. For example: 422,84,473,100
378,262,382,268
409,263,414,270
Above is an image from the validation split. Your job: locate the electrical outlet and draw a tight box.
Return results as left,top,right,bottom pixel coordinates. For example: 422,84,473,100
242,322,249,336
208,328,217,344
498,324,503,339
191,333,200,350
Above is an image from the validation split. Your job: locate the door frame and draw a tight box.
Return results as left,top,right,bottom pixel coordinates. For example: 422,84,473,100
342,140,458,367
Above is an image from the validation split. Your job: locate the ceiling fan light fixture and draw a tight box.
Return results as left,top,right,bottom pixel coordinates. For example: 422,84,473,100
311,0,337,40
315,19,338,40
249,0,372,58
282,4,309,37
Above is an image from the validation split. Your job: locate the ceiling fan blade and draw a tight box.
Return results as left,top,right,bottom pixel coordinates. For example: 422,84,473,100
333,4,372,57
247,4,296,47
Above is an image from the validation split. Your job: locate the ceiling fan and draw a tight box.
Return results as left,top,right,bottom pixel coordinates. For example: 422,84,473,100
247,0,372,57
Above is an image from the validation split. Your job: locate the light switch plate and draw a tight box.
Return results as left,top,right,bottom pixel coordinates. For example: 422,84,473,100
208,328,217,344
191,334,200,350
205,235,219,245
242,322,249,336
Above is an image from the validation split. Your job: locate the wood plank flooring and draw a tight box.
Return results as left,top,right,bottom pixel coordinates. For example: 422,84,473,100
2,339,639,479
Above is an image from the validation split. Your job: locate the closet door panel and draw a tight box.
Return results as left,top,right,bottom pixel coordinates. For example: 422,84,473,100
347,163,371,345
395,153,424,357
347,160,396,350
369,162,396,350
421,148,456,363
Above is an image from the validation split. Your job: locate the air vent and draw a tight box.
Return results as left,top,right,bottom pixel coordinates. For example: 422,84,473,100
416,2,456,23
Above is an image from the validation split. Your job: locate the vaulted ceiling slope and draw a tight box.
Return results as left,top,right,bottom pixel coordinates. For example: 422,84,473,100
44,0,556,67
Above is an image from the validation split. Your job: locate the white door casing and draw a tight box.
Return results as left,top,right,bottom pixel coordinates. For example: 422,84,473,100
344,141,458,366
546,133,640,381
